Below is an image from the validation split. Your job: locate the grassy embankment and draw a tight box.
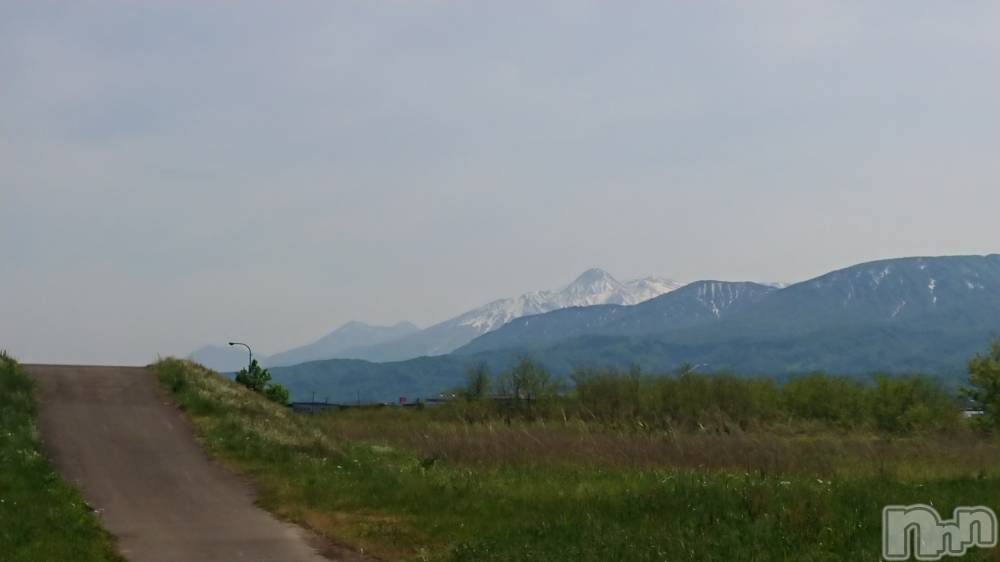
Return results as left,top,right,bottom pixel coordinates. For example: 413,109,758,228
0,352,122,562
155,357,1000,561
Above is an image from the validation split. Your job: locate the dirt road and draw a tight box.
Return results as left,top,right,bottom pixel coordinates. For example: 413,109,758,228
28,364,337,562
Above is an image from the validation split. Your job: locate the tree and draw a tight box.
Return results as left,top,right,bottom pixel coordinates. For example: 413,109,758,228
963,340,1000,430
235,359,271,392
509,356,558,401
235,359,289,405
493,357,559,419
464,362,492,400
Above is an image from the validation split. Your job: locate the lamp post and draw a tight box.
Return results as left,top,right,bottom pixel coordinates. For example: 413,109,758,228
228,341,253,372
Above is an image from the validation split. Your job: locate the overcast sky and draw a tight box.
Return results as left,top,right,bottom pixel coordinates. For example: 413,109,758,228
2,1,999,364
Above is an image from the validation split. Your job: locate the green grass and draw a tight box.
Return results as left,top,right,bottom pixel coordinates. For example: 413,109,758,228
155,358,1000,561
0,353,122,562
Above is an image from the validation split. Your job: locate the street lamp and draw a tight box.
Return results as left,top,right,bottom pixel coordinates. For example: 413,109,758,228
228,341,253,372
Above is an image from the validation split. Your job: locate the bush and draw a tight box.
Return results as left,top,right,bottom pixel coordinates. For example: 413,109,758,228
264,382,290,406
782,373,865,427
571,368,779,431
573,367,642,423
869,375,959,433
962,339,1000,432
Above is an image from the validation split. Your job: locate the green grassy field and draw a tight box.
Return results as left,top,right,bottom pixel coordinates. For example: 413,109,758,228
0,353,123,562
155,357,1000,561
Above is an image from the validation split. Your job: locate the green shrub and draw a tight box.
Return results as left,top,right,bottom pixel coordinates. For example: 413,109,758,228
572,367,642,423
264,382,290,405
868,375,959,433
782,373,866,427
963,339,1000,432
234,359,290,405
529,364,964,435
235,359,271,392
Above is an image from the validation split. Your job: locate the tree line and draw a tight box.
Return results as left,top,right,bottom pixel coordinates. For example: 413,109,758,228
449,341,1000,435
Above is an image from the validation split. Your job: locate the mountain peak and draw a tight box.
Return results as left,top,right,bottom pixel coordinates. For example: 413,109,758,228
562,268,625,302
450,269,678,335
570,268,618,286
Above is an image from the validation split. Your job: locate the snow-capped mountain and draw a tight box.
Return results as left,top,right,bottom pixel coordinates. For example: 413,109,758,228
625,277,689,302
458,280,776,355
735,254,1000,333
460,255,1000,357
329,269,683,362
454,269,684,334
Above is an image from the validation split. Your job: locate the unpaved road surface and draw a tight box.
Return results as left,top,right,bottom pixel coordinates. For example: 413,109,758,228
28,364,337,562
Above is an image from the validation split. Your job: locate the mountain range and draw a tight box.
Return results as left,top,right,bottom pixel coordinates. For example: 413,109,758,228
265,321,420,367
331,269,683,362
264,254,1000,403
188,269,682,371
458,280,777,354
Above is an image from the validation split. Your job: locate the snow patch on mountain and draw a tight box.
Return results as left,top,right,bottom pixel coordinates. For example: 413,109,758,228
693,281,764,318
625,277,687,301
872,266,892,287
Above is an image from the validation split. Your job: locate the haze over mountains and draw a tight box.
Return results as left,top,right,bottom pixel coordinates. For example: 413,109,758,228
189,269,682,371
264,254,1000,403
265,321,420,367
188,321,421,372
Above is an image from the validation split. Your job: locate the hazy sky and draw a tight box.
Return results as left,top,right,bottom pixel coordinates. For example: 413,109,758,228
2,1,999,364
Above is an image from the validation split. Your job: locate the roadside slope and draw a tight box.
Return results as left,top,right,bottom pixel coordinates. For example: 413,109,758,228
28,364,334,562
0,354,122,562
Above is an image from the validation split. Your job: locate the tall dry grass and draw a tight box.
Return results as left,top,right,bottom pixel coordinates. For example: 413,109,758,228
319,408,1000,479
